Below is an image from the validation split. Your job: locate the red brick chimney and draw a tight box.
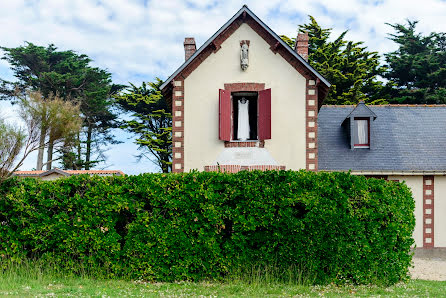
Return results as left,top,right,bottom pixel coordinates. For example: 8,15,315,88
184,37,196,61
295,32,309,61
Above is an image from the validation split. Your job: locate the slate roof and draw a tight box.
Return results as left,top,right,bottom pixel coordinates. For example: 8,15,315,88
318,105,446,172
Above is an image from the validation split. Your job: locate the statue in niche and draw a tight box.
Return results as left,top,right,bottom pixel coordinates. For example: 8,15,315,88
240,43,249,71
237,97,250,140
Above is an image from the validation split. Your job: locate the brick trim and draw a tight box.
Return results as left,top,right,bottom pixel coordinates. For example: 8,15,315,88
224,83,265,92
423,176,434,248
204,165,285,173
248,165,286,171
306,79,318,171
204,165,241,173
224,141,264,148
172,79,185,173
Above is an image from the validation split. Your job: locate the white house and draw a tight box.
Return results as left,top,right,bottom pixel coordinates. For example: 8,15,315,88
160,5,446,249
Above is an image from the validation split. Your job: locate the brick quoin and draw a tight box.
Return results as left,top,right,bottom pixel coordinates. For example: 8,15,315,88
171,78,185,173
423,175,435,248
306,79,318,171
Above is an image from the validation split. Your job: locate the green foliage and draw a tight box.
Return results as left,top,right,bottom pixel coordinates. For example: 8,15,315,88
384,21,446,104
115,78,172,173
282,16,387,105
0,171,415,285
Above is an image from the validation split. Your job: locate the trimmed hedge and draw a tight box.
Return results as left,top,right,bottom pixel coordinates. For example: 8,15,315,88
0,170,415,284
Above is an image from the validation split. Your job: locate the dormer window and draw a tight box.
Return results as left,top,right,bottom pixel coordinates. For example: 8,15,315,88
342,101,376,150
354,117,370,148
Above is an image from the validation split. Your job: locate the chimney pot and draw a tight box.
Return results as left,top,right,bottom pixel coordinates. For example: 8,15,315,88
184,37,196,61
295,32,309,61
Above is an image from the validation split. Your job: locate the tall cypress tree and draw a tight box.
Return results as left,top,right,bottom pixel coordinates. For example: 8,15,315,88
282,16,387,105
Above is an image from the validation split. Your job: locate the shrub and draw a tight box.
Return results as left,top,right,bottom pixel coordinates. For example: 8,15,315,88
0,171,415,284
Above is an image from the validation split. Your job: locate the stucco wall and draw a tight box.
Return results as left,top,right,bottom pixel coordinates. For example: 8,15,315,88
183,23,307,171
434,176,446,247
389,176,424,248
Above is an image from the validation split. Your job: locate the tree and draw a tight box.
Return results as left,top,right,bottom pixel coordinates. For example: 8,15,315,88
62,72,124,170
0,42,122,169
115,78,172,173
281,16,387,105
0,118,26,180
0,90,81,181
384,21,446,104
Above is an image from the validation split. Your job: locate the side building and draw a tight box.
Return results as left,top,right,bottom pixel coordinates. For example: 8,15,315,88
13,168,124,181
318,103,446,248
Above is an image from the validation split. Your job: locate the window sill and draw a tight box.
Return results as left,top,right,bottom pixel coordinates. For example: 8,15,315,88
224,141,265,148
354,146,370,149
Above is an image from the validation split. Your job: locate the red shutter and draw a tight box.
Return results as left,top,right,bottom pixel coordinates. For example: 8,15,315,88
219,89,232,141
258,88,271,140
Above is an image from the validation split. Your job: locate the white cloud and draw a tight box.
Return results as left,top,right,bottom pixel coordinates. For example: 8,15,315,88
0,0,445,173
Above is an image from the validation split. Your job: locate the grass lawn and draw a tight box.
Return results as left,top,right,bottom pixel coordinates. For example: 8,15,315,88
1,275,446,297
1,260,445,297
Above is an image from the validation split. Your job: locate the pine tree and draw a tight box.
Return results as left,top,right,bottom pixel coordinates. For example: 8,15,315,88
115,78,172,173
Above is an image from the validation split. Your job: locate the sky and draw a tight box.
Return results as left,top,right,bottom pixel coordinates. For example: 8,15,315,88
0,0,445,174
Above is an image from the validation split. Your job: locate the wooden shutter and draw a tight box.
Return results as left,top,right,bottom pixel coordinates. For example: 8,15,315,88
258,88,271,140
219,89,232,141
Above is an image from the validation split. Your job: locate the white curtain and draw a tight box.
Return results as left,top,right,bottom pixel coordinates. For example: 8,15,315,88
237,99,250,140
356,120,368,145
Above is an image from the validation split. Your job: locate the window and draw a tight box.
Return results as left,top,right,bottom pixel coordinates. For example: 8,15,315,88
232,92,258,140
219,88,271,141
354,117,370,148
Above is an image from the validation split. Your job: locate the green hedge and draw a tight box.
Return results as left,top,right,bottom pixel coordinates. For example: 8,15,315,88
0,171,415,284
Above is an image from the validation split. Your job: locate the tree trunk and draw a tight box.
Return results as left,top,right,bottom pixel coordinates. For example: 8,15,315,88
36,128,46,170
76,132,81,170
85,125,92,170
46,139,54,170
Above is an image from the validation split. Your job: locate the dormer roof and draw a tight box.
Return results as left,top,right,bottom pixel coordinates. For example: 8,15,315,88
345,101,377,121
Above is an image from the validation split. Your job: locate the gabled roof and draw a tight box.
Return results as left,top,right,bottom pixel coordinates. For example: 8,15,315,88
318,105,446,172
160,5,330,91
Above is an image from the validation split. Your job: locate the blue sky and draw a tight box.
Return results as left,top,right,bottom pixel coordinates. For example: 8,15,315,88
1,0,445,174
